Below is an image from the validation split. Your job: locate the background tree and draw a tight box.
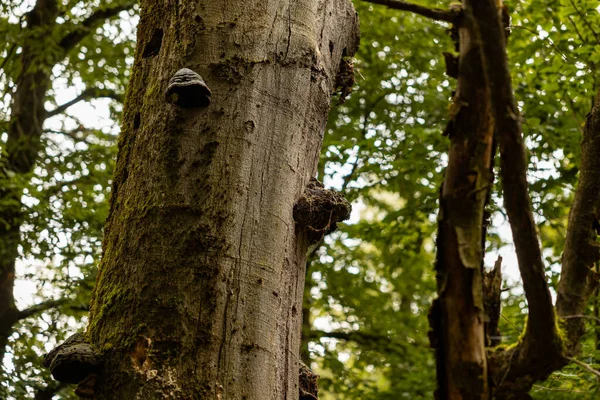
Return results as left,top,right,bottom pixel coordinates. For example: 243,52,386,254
0,1,136,397
306,0,600,399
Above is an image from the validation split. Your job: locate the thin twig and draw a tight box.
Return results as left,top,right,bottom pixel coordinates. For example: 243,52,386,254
47,88,122,117
567,356,600,379
58,1,137,53
17,298,67,321
532,385,585,393
511,25,569,62
562,314,600,324
567,0,600,45
362,0,459,23
500,313,522,335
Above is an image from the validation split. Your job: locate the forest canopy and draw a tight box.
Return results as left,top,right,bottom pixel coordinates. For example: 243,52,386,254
1,0,600,398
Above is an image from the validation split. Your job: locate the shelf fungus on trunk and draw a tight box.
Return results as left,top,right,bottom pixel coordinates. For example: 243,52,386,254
299,361,319,400
164,68,212,108
293,178,351,245
42,332,102,398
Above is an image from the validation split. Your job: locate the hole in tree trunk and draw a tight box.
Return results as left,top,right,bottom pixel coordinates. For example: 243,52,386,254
142,28,164,58
133,112,141,130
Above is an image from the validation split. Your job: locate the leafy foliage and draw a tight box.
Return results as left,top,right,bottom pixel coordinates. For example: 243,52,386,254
0,1,136,398
307,0,600,399
2,0,600,398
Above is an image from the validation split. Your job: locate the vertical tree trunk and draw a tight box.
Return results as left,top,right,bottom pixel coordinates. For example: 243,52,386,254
88,1,358,399
557,86,600,352
0,0,58,360
430,3,494,399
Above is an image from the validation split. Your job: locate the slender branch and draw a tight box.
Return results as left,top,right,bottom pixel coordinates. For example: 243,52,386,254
309,329,408,354
567,0,600,45
340,149,361,192
567,16,588,46
500,313,522,335
45,128,95,145
473,0,565,392
362,0,459,23
58,1,137,53
47,88,123,117
0,42,18,71
562,315,600,324
567,357,600,379
16,298,67,321
473,0,556,343
511,25,569,62
532,385,585,394
34,381,68,400
38,174,95,201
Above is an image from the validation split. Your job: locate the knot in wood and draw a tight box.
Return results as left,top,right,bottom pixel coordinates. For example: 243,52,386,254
42,332,102,384
299,361,319,400
293,178,351,245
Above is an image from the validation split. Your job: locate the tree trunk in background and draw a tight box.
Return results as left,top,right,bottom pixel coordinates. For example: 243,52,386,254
557,86,600,352
430,3,494,399
0,1,134,375
0,0,58,362
88,1,359,398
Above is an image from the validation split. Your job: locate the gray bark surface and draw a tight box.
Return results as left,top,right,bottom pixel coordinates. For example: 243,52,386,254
88,1,359,399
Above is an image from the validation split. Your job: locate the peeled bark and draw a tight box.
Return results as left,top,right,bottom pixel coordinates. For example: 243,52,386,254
87,1,359,399
431,6,494,398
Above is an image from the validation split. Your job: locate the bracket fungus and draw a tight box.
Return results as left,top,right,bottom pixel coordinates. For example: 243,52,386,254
42,332,102,385
299,361,319,400
165,68,212,108
293,178,352,245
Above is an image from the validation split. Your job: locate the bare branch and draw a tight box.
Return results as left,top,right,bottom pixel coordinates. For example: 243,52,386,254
309,329,408,354
567,0,600,45
512,25,569,62
561,315,600,324
473,0,557,345
0,43,18,73
473,0,565,392
47,87,123,117
567,357,600,379
34,381,68,400
58,1,137,53
16,298,67,321
362,0,459,23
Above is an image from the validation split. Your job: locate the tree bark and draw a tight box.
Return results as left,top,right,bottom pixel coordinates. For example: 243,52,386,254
430,5,494,398
556,87,600,352
87,1,359,399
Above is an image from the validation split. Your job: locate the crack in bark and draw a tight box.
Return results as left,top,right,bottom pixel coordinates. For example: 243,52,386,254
284,1,293,60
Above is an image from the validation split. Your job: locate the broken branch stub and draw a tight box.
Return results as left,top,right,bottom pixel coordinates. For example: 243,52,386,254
293,178,351,245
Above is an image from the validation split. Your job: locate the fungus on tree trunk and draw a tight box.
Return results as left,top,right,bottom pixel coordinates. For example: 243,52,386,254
293,178,352,245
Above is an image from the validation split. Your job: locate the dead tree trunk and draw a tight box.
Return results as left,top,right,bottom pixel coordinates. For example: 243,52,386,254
430,4,494,397
86,1,359,399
